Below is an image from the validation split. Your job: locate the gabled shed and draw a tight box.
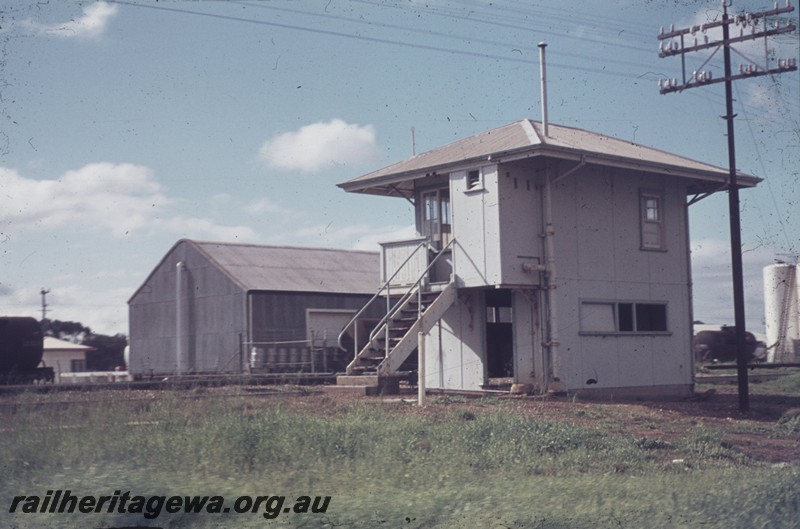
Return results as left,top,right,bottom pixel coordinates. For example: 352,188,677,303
128,239,380,376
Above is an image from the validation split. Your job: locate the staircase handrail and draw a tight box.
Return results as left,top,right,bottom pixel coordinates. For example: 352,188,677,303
337,238,429,353
368,238,456,348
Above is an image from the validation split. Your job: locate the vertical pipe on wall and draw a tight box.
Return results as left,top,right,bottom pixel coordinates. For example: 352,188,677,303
176,261,184,375
543,165,562,391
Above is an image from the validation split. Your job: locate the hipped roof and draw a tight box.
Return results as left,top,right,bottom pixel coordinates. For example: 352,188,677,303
130,240,380,301
339,119,760,196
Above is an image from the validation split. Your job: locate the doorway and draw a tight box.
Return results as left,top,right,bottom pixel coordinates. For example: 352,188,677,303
485,289,513,379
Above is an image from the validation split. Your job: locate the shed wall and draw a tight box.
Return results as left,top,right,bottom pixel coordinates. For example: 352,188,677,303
129,240,246,376
249,291,381,343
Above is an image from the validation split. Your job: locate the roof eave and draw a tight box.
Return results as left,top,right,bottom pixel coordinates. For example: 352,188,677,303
339,144,760,196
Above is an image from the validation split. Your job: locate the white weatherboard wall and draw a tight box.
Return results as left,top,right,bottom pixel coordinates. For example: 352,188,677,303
452,164,541,289
512,290,541,387
552,166,693,396
424,291,485,390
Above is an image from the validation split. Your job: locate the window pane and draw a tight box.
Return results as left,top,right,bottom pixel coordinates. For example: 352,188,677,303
635,304,667,332
497,306,513,323
618,303,634,332
423,193,438,221
645,197,660,221
441,191,451,226
582,303,615,332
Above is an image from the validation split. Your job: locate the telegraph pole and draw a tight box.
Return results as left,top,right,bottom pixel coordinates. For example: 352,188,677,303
40,288,51,323
657,0,797,412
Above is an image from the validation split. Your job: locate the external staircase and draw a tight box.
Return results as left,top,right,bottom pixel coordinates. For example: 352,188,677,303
334,239,456,395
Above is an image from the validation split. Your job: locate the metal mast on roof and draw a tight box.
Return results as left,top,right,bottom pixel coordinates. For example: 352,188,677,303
657,0,797,413
538,42,549,137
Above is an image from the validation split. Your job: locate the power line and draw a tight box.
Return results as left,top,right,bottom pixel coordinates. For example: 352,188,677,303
109,1,674,84
657,0,797,413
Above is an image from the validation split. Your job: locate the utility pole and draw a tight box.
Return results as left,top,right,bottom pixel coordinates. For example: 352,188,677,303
657,0,797,413
40,288,51,323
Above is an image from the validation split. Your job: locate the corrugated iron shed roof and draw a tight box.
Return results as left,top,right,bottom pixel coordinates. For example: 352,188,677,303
190,240,380,294
339,119,760,195
129,240,380,302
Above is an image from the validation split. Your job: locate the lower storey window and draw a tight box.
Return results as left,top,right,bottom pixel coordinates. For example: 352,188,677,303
581,301,668,334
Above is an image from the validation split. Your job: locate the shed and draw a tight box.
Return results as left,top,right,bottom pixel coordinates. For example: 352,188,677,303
42,336,93,379
128,239,381,377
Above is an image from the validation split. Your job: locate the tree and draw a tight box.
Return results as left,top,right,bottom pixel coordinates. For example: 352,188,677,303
44,319,127,371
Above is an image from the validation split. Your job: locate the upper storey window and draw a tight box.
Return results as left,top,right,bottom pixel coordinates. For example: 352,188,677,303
420,188,451,249
640,191,664,250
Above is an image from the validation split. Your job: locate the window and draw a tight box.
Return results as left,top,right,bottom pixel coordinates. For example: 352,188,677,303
580,301,668,334
70,359,86,372
640,192,664,250
467,169,482,190
420,188,451,248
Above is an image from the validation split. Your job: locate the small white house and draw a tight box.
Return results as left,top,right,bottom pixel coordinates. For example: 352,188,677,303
337,119,759,399
42,336,93,381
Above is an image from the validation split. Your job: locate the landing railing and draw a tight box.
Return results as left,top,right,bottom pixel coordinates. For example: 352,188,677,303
337,239,429,356
369,238,455,358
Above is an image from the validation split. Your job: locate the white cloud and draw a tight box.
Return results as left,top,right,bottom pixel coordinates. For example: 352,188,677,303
0,163,261,241
0,163,167,236
157,216,260,242
28,1,118,39
258,119,383,172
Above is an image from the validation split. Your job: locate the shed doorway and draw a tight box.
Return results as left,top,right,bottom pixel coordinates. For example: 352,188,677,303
485,289,513,379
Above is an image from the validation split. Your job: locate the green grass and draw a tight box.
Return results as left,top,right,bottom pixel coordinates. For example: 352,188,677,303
1,390,797,528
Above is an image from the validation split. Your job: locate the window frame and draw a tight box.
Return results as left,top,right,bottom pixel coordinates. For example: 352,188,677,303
418,187,451,248
579,300,670,335
640,190,665,251
466,169,482,191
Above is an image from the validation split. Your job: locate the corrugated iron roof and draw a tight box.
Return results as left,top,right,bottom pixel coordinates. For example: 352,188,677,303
190,240,380,294
129,240,380,302
193,241,380,294
339,119,759,194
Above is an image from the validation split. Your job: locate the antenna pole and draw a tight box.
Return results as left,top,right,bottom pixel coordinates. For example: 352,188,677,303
657,0,796,413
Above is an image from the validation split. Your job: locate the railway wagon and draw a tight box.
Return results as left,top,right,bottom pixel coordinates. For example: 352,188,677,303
0,316,54,383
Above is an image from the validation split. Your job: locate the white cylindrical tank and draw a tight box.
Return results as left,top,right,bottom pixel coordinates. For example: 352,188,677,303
763,264,800,363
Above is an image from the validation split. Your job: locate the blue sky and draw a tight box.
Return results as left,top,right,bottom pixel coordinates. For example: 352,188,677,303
0,0,797,336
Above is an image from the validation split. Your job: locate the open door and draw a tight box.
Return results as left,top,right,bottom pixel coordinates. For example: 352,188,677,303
485,289,513,379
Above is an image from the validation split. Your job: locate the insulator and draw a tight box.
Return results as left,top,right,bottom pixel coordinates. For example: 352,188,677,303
659,25,664,35
694,37,698,47
670,23,674,32
658,79,663,88
739,64,744,73
704,35,709,44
